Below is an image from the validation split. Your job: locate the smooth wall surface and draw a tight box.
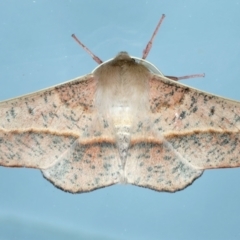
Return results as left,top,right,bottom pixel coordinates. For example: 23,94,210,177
0,1,240,239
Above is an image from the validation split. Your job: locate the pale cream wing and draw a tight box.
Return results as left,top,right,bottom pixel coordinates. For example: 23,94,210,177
126,74,240,192
0,74,122,192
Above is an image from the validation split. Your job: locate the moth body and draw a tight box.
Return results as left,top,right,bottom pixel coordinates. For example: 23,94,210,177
94,52,150,173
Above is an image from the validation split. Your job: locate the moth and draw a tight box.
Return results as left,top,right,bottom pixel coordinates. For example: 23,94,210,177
1,15,240,193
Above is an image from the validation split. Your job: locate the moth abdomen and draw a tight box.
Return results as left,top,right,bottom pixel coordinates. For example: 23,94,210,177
115,125,131,169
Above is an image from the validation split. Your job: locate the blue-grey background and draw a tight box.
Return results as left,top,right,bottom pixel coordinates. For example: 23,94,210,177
0,1,240,239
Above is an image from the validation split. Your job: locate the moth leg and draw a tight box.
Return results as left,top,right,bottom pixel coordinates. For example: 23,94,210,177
142,14,166,59
165,73,205,81
71,34,103,64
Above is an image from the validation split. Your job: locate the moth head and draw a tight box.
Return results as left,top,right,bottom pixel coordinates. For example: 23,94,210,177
92,54,163,75
114,51,134,61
